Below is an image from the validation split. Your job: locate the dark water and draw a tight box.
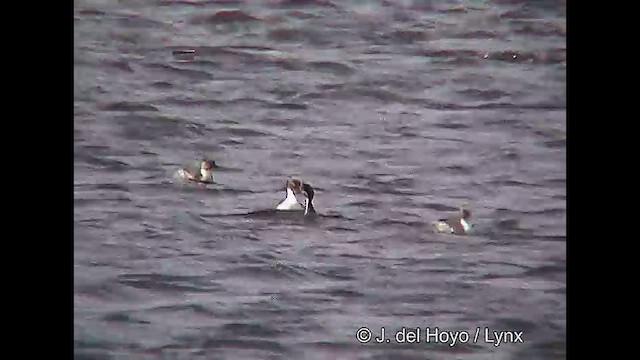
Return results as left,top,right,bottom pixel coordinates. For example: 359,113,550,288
74,0,566,359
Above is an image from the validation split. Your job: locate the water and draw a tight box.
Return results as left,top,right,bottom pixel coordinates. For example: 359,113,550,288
74,0,566,359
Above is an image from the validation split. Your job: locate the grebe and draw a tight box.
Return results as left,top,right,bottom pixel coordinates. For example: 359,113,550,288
178,159,218,184
431,206,472,235
276,178,304,210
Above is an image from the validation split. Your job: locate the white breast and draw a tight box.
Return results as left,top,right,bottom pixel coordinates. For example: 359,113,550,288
460,218,471,232
277,188,302,210
200,169,214,183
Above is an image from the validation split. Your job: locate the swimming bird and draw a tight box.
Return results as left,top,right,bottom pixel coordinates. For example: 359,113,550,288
276,178,304,210
177,159,218,184
431,206,472,235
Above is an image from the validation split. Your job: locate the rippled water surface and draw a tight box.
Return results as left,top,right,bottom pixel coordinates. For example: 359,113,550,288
74,0,566,358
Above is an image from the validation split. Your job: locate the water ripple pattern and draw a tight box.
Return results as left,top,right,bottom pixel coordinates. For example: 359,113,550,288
75,0,566,359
